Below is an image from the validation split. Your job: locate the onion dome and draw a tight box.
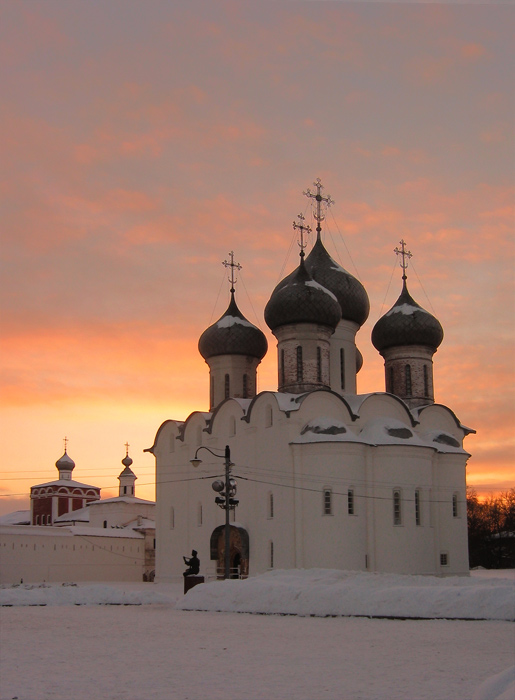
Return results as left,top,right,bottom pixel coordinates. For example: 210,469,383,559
372,280,443,352
199,292,268,361
304,237,370,327
55,452,75,471
120,452,134,476
356,347,363,373
264,259,342,332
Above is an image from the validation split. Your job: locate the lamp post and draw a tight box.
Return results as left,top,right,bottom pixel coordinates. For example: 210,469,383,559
190,445,238,580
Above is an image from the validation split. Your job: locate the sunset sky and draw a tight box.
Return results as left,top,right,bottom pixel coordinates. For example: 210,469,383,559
1,1,513,515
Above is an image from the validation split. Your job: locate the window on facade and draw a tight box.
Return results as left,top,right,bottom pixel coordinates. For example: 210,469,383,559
210,375,215,408
389,367,395,394
270,541,274,569
296,346,303,381
393,490,402,525
452,493,458,518
423,365,429,397
123,486,127,495
317,346,322,382
323,489,332,516
198,503,203,527
340,348,345,391
265,405,273,428
347,489,355,515
103,520,107,528
170,507,175,530
243,373,249,398
268,492,274,519
440,552,449,566
224,373,230,399
405,365,412,395
415,490,421,526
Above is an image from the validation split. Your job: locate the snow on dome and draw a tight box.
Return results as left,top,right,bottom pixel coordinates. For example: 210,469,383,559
199,293,268,360
264,259,341,332
372,281,443,352
304,237,370,327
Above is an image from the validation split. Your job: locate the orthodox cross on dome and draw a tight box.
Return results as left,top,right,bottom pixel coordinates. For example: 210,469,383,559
63,436,69,453
293,213,312,259
124,442,130,456
303,177,334,239
222,251,242,294
394,239,413,281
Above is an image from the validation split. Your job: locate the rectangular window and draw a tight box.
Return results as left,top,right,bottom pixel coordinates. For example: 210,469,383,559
268,492,274,519
423,365,429,397
270,541,274,569
317,346,322,382
224,373,230,399
243,373,248,398
440,552,449,567
452,493,458,518
170,507,175,530
340,348,345,391
393,489,402,525
415,490,421,526
347,489,354,515
323,489,332,516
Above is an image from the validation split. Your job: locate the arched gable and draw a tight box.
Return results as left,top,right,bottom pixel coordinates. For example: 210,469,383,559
292,389,358,428
354,392,418,427
179,411,212,445
145,418,185,456
205,397,251,436
414,404,475,440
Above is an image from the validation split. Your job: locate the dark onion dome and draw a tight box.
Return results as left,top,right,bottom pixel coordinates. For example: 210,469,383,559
199,293,268,361
55,452,75,470
371,280,444,352
121,453,134,469
264,259,342,332
304,237,370,327
356,347,363,373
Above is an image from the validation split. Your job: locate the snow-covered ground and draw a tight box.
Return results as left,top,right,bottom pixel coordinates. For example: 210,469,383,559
1,569,513,700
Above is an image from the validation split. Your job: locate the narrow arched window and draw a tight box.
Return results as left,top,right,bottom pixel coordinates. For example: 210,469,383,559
340,348,345,391
197,502,203,527
270,541,274,569
423,365,429,396
347,489,355,515
280,349,285,387
296,346,303,381
268,492,274,519
123,486,127,495
393,490,402,525
317,346,322,382
415,489,421,526
224,373,230,399
210,375,215,408
405,365,412,395
170,507,175,529
452,493,458,518
242,373,249,398
103,520,107,529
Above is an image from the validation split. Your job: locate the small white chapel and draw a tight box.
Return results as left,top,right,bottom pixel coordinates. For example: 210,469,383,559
147,179,474,582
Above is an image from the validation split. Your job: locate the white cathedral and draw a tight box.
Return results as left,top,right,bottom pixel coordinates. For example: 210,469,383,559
147,179,473,581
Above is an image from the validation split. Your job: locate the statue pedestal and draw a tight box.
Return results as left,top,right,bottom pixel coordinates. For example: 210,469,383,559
184,575,205,594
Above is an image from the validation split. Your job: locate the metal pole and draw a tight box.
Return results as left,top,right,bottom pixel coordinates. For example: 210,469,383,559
224,445,231,580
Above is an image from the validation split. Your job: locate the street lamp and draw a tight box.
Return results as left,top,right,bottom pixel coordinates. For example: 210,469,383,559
190,445,238,580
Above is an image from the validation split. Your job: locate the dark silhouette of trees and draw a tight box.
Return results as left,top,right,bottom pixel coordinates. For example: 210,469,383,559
467,488,515,569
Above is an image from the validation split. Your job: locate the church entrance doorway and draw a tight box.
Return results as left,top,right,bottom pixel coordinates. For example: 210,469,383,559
210,525,249,579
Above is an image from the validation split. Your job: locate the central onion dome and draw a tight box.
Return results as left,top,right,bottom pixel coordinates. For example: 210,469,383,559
372,280,443,352
304,237,370,327
264,259,342,332
199,293,268,361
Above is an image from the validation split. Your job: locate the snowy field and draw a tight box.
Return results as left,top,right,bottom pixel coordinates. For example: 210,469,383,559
1,569,514,700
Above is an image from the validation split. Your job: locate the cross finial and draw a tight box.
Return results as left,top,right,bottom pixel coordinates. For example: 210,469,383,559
124,442,130,457
63,436,68,454
394,239,413,281
293,213,312,259
303,177,334,240
222,251,242,293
